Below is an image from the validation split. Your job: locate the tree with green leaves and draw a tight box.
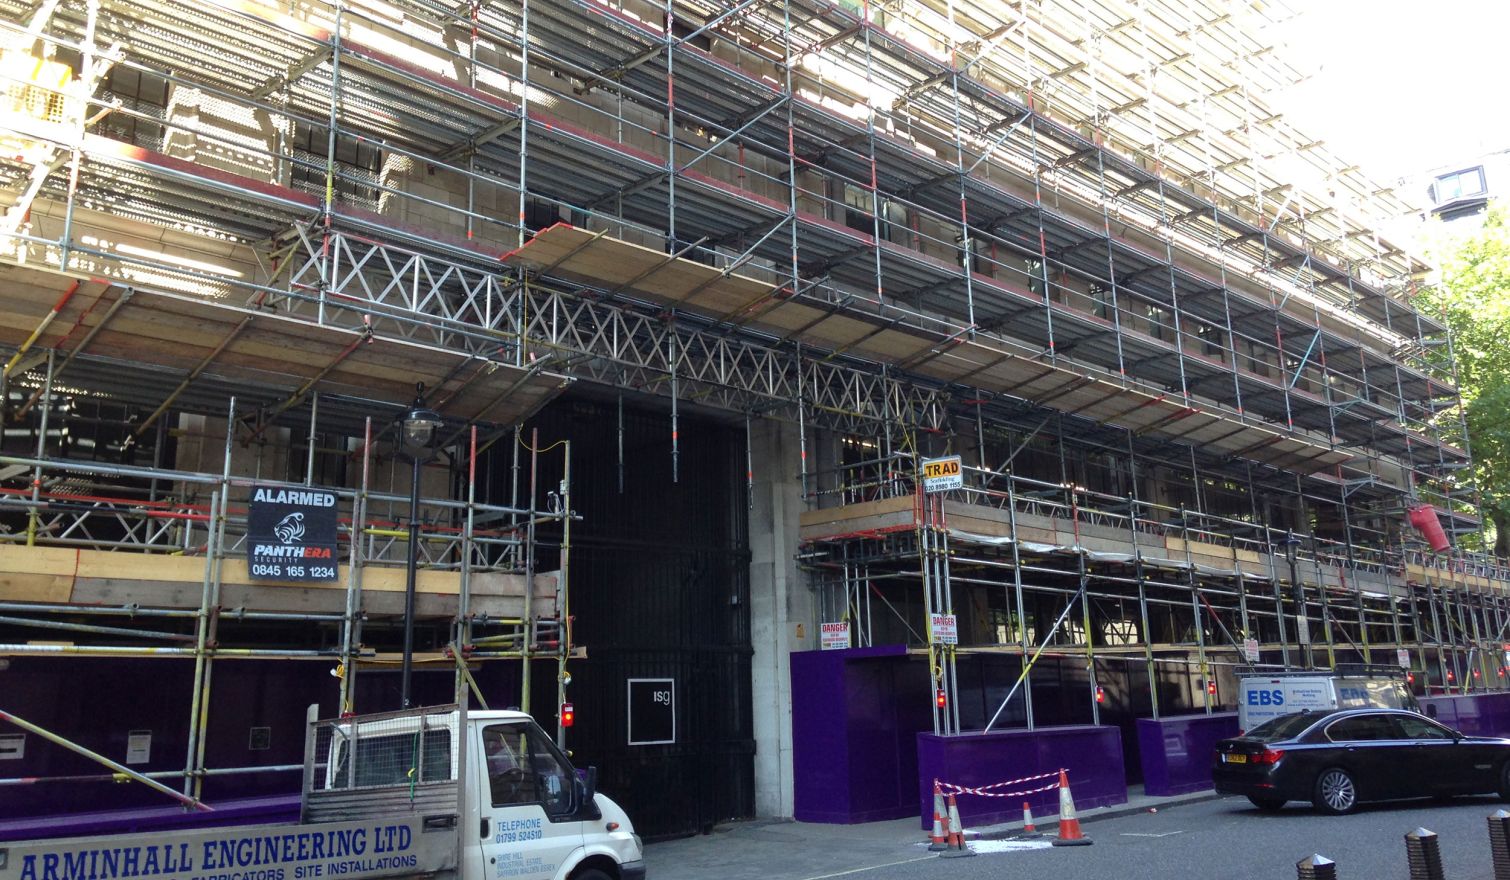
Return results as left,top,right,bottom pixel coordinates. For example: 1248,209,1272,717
1421,204,1510,557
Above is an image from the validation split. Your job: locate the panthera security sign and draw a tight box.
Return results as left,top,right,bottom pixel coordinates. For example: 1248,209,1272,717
247,485,339,582
921,455,963,492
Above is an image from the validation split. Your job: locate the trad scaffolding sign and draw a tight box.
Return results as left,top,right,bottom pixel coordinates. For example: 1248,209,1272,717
247,485,339,582
921,455,963,492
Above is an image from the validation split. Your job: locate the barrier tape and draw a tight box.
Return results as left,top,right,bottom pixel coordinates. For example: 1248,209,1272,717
938,768,1066,798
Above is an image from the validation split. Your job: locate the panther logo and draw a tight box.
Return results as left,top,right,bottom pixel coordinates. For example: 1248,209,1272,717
272,512,305,543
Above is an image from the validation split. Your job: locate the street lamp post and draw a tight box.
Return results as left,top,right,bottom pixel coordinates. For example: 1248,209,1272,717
399,385,443,710
1284,531,1312,669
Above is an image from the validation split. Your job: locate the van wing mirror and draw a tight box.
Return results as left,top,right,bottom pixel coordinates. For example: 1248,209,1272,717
583,765,598,801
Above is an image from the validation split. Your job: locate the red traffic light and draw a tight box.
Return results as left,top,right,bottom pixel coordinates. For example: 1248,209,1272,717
1095,686,1106,704
1407,672,1416,684
1448,670,1456,682
935,689,947,709
560,702,574,728
1207,680,1217,696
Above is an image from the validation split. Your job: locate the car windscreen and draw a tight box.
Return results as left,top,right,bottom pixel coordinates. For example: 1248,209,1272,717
1243,712,1323,741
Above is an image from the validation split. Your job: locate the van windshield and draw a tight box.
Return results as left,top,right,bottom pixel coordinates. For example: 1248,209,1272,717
1244,712,1326,741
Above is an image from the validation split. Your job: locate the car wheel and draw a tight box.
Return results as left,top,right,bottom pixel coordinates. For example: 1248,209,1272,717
1313,768,1357,815
1246,795,1285,811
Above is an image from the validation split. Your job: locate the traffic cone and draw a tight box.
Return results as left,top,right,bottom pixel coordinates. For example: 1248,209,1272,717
1018,799,1042,839
1051,769,1092,847
940,793,976,858
928,782,948,851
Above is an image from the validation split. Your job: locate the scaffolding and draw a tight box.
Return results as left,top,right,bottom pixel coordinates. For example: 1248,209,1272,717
0,0,1500,765
802,454,1510,725
0,379,576,800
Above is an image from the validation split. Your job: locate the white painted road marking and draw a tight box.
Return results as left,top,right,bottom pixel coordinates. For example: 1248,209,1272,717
970,840,1056,853
1120,831,1186,838
800,855,936,879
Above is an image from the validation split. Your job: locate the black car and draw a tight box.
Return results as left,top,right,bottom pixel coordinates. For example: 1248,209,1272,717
1212,708,1510,814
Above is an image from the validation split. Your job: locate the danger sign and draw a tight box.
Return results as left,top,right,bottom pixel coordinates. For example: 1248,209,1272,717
930,613,958,645
820,621,851,650
921,455,963,492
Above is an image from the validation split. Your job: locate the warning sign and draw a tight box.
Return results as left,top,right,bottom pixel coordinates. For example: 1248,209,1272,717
1399,649,1412,669
930,613,957,645
820,621,851,650
247,484,339,582
1242,638,1260,662
922,455,963,493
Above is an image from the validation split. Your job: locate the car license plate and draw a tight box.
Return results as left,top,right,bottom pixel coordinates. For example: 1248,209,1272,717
1224,753,1246,764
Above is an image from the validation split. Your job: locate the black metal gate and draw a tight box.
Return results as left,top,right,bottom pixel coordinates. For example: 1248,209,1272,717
501,395,754,838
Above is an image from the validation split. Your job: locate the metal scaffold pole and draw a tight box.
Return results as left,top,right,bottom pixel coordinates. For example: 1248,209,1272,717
556,438,571,748
339,416,372,714
521,427,538,716
182,395,235,800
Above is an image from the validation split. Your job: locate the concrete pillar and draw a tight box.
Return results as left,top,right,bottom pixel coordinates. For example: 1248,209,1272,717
748,418,814,817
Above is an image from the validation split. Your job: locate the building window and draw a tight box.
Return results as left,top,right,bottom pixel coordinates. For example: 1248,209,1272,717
1088,284,1115,320
669,19,712,52
1245,340,1271,377
523,195,561,232
1024,259,1045,298
880,198,909,245
1432,166,1486,205
290,121,382,211
97,66,169,151
841,182,871,234
1145,304,1170,341
1194,321,1224,357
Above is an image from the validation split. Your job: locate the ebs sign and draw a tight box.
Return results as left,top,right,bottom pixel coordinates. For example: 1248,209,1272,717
1247,689,1285,707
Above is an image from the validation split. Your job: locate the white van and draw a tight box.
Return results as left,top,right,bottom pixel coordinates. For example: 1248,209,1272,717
0,705,645,880
1237,674,1414,732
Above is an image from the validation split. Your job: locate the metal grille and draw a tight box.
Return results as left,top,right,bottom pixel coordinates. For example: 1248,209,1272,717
307,706,458,793
0,49,70,125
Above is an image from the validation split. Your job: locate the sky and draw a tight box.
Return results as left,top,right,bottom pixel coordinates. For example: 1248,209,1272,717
1274,0,1510,183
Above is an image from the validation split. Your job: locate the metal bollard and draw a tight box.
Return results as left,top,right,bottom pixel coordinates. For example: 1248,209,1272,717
1297,853,1337,880
1490,810,1510,880
1405,827,1445,880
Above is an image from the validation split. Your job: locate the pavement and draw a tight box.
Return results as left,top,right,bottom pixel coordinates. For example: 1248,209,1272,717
643,785,1221,880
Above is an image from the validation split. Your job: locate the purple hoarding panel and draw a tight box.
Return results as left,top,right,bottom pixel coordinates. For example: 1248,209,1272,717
0,795,301,842
0,656,513,822
916,725,1126,829
792,645,924,824
1419,692,1510,737
791,647,853,822
1135,712,1238,796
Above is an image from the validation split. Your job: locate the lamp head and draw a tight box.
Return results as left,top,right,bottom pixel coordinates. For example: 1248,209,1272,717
401,383,443,449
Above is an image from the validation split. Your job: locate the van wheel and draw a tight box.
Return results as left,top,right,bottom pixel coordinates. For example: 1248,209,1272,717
1246,795,1285,811
571,870,612,880
1313,768,1357,815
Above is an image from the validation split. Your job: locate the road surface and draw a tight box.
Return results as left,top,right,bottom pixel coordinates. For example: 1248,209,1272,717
647,794,1507,880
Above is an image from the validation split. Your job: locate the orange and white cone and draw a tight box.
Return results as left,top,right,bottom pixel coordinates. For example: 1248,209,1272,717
939,793,976,858
928,782,948,851
1051,769,1092,846
1018,799,1042,839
